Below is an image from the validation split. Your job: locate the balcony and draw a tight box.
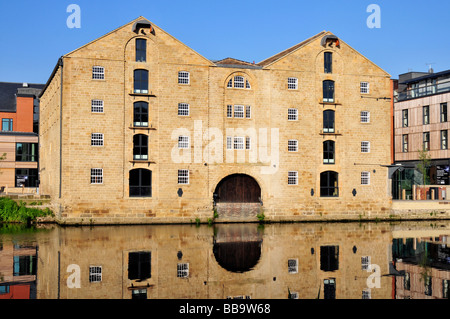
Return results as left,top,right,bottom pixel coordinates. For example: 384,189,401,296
397,77,450,101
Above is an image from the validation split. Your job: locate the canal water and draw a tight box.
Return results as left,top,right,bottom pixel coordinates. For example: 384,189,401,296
0,221,449,300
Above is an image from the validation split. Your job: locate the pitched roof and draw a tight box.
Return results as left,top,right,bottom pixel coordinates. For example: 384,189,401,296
257,31,328,67
0,82,44,112
213,57,262,69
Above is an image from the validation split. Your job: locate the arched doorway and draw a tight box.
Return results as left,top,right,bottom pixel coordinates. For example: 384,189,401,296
213,174,262,220
214,174,261,203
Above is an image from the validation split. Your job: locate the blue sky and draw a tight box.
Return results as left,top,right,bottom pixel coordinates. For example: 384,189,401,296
0,0,449,84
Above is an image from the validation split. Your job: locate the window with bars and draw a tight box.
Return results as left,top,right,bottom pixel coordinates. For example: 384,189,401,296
91,133,104,146
362,289,371,299
91,168,103,184
245,137,251,150
323,110,335,133
360,111,370,123
323,80,335,102
178,71,190,84
178,103,190,116
245,105,251,119
178,169,189,184
361,256,371,271
134,69,149,94
227,105,251,119
360,82,370,94
92,66,105,80
226,136,233,150
89,266,102,283
234,76,245,88
234,105,244,118
134,102,149,127
288,77,298,90
361,172,370,185
361,141,370,153
288,171,298,185
91,100,104,113
323,140,335,164
227,105,233,118
288,259,298,273
178,136,190,149
227,76,251,89
234,137,244,150
288,140,298,152
288,108,298,121
133,134,148,160
136,39,147,62
177,263,189,278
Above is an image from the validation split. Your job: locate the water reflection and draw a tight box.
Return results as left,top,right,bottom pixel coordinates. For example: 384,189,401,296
0,221,449,299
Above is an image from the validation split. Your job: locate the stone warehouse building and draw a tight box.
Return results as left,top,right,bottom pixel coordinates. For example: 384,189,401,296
39,17,393,224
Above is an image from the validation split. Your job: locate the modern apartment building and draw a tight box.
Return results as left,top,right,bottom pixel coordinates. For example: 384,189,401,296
393,69,450,199
39,17,392,224
0,82,43,191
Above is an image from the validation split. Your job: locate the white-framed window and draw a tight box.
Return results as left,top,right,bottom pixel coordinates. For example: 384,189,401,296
91,168,103,184
226,136,233,150
227,105,233,118
92,66,105,80
234,105,244,118
361,172,370,185
288,171,298,185
361,141,371,153
245,137,251,150
288,108,298,121
178,136,190,149
227,105,251,118
91,133,104,146
91,100,104,113
227,76,251,89
177,263,189,278
245,105,251,119
360,111,370,123
360,82,370,94
178,71,190,84
362,289,371,299
288,77,298,90
361,256,371,271
178,170,189,184
288,140,298,152
178,103,190,116
288,259,298,273
234,76,245,88
234,137,244,150
89,266,102,283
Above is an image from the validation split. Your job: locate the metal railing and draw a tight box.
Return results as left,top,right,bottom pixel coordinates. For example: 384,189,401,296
397,78,450,101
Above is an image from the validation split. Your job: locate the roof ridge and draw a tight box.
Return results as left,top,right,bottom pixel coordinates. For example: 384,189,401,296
257,31,329,67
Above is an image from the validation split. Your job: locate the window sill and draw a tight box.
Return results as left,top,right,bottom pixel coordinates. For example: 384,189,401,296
320,131,342,136
129,92,156,98
130,160,155,166
129,126,156,131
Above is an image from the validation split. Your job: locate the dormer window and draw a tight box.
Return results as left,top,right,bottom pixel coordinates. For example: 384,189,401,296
227,76,251,89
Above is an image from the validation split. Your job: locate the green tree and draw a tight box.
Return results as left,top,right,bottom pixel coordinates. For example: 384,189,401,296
417,148,431,185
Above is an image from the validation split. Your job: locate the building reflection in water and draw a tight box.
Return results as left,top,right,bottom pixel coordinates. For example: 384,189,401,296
0,221,449,299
